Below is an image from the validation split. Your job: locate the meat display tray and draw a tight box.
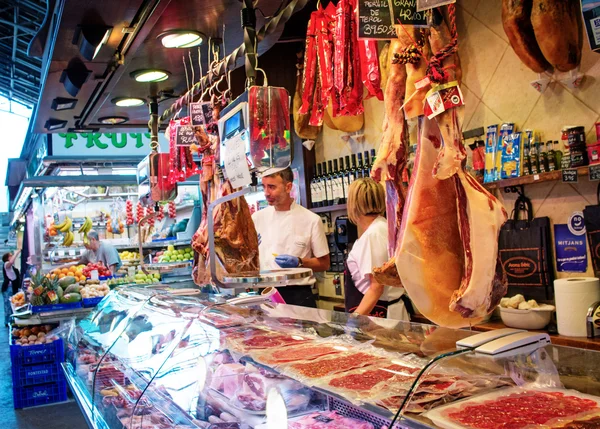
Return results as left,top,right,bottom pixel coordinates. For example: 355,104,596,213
222,268,313,286
424,387,600,429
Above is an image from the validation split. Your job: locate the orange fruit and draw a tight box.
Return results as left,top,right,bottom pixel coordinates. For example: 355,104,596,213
59,274,66,279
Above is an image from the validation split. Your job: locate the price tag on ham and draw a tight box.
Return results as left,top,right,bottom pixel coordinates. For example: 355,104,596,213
175,125,197,147
416,0,455,12
190,102,213,126
424,82,464,120
224,132,252,188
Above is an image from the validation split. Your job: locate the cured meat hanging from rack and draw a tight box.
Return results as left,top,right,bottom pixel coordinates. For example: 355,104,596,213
166,116,200,185
293,51,321,140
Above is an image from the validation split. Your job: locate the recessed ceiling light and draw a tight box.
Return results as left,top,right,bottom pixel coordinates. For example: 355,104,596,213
158,30,204,48
68,127,99,133
112,97,145,107
98,116,129,125
73,25,112,60
45,119,68,131
130,69,170,82
51,97,78,111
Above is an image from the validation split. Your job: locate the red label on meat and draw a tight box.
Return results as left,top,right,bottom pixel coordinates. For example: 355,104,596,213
290,353,383,378
446,390,600,429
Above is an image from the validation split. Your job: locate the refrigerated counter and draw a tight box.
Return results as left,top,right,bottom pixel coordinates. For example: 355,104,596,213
63,287,600,429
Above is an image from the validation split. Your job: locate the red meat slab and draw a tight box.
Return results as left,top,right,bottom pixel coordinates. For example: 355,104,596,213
290,352,383,378
328,364,417,391
258,344,342,364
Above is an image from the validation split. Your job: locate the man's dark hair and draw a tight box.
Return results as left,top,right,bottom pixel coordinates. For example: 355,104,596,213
2,253,10,263
266,167,294,184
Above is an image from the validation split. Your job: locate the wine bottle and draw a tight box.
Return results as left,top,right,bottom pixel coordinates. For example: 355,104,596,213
344,155,352,198
369,149,376,177
530,142,539,175
327,160,335,206
321,162,330,206
310,165,319,208
554,141,563,170
338,157,346,204
538,141,548,173
315,163,324,207
356,153,364,179
350,154,358,183
362,151,370,178
332,159,341,205
547,141,557,172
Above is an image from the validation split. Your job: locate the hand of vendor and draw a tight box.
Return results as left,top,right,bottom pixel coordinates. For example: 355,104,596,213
275,255,299,268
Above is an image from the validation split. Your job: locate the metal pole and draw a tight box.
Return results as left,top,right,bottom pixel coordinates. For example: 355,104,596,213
241,0,257,87
148,97,159,152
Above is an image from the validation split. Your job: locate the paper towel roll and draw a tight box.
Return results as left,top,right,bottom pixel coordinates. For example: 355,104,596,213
554,277,600,337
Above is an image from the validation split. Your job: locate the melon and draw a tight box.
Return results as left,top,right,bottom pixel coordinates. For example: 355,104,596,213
58,276,77,288
60,293,81,304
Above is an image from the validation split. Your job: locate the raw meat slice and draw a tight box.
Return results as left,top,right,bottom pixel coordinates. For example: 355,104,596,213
254,344,342,365
289,352,383,378
210,363,245,398
328,364,416,391
288,411,374,429
531,0,583,72
502,0,550,73
444,390,600,429
241,333,309,350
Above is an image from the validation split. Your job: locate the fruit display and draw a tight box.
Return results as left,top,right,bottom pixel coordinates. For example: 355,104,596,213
125,199,134,226
82,262,112,278
54,216,74,246
154,245,193,263
10,291,25,307
134,270,161,284
107,213,125,235
107,276,136,287
157,204,165,221
168,201,176,218
80,283,110,299
29,272,82,306
50,265,87,283
119,251,140,261
136,201,144,224
77,216,93,244
12,325,59,347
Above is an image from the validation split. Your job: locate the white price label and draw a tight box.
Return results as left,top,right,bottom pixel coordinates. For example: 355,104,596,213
91,270,99,281
224,132,252,189
534,174,540,181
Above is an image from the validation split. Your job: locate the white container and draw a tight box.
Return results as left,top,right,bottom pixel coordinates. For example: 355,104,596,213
554,277,600,337
499,305,555,330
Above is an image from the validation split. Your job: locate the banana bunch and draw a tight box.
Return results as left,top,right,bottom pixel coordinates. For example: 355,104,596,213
62,231,74,246
78,217,92,234
54,216,72,233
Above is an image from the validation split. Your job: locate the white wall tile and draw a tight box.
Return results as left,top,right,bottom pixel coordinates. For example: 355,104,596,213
473,0,508,43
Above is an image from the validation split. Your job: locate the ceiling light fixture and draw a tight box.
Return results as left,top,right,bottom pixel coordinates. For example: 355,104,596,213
98,116,129,125
45,118,68,131
51,97,78,111
111,97,145,107
73,25,112,60
158,30,205,48
60,58,91,97
68,127,99,133
130,69,170,82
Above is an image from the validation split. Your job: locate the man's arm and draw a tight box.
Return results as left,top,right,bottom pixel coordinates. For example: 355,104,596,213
5,249,21,270
300,254,330,273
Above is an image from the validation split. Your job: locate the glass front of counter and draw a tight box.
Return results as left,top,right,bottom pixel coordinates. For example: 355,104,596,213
63,287,600,429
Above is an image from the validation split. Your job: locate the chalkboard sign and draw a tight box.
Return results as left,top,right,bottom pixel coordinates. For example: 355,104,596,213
357,0,396,40
416,0,455,12
176,125,197,146
190,102,213,126
562,168,578,183
389,0,428,28
590,165,600,182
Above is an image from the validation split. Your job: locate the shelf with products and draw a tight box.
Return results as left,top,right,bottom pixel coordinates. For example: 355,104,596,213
65,287,600,429
311,203,348,214
484,165,591,190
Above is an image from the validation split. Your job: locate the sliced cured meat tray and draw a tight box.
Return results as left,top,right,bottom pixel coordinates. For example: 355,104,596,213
248,343,346,365
424,388,600,429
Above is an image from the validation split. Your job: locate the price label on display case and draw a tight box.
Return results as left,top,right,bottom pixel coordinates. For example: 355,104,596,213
357,0,396,40
562,169,578,183
175,125,197,147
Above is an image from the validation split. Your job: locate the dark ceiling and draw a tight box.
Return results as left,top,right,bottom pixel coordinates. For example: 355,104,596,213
0,0,47,106
31,0,315,134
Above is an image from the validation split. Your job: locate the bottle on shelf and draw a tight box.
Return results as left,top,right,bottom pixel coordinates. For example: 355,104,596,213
350,154,358,182
315,164,324,207
539,141,549,173
530,142,539,175
332,159,341,205
362,151,370,178
522,139,532,175
327,160,335,206
370,149,376,177
546,141,557,172
338,157,347,205
344,155,353,198
321,162,330,206
554,140,563,169
310,166,319,208
356,153,364,179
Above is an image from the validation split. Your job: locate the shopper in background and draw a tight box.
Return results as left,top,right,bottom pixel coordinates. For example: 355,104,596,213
2,248,21,325
87,230,122,275
53,242,97,273
345,178,409,320
252,167,330,307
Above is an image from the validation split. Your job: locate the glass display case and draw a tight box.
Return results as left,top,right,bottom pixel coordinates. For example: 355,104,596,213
63,287,600,429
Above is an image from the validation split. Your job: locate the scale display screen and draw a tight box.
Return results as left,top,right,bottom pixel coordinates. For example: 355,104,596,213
224,109,244,140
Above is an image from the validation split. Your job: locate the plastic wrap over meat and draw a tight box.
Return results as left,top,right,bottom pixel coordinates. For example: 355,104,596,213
248,86,291,169
288,411,374,429
359,40,383,101
166,116,200,185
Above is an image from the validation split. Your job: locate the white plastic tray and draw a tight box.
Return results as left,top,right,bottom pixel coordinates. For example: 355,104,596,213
424,387,600,429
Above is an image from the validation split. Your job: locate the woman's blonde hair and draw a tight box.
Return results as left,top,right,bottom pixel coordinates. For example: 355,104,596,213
347,177,386,225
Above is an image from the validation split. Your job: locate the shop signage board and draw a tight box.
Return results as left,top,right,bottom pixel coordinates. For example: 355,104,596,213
357,0,396,39
52,132,169,157
590,164,600,181
562,169,578,183
389,0,428,28
554,220,588,273
190,102,213,126
416,0,455,12
224,131,252,188
175,125,197,146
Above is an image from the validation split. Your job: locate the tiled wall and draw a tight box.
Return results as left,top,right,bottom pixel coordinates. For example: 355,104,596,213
314,0,600,279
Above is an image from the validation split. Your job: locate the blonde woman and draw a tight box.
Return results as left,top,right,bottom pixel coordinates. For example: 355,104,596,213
344,178,409,320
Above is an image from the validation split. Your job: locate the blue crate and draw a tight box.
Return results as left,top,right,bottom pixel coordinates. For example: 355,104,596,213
82,296,104,307
13,381,67,409
31,301,82,313
10,337,64,366
12,362,64,387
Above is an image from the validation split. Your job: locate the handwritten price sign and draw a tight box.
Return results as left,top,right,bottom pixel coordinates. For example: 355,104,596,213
176,125,197,146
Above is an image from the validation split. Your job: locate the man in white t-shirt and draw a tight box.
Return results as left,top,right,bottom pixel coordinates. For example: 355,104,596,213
252,167,330,307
